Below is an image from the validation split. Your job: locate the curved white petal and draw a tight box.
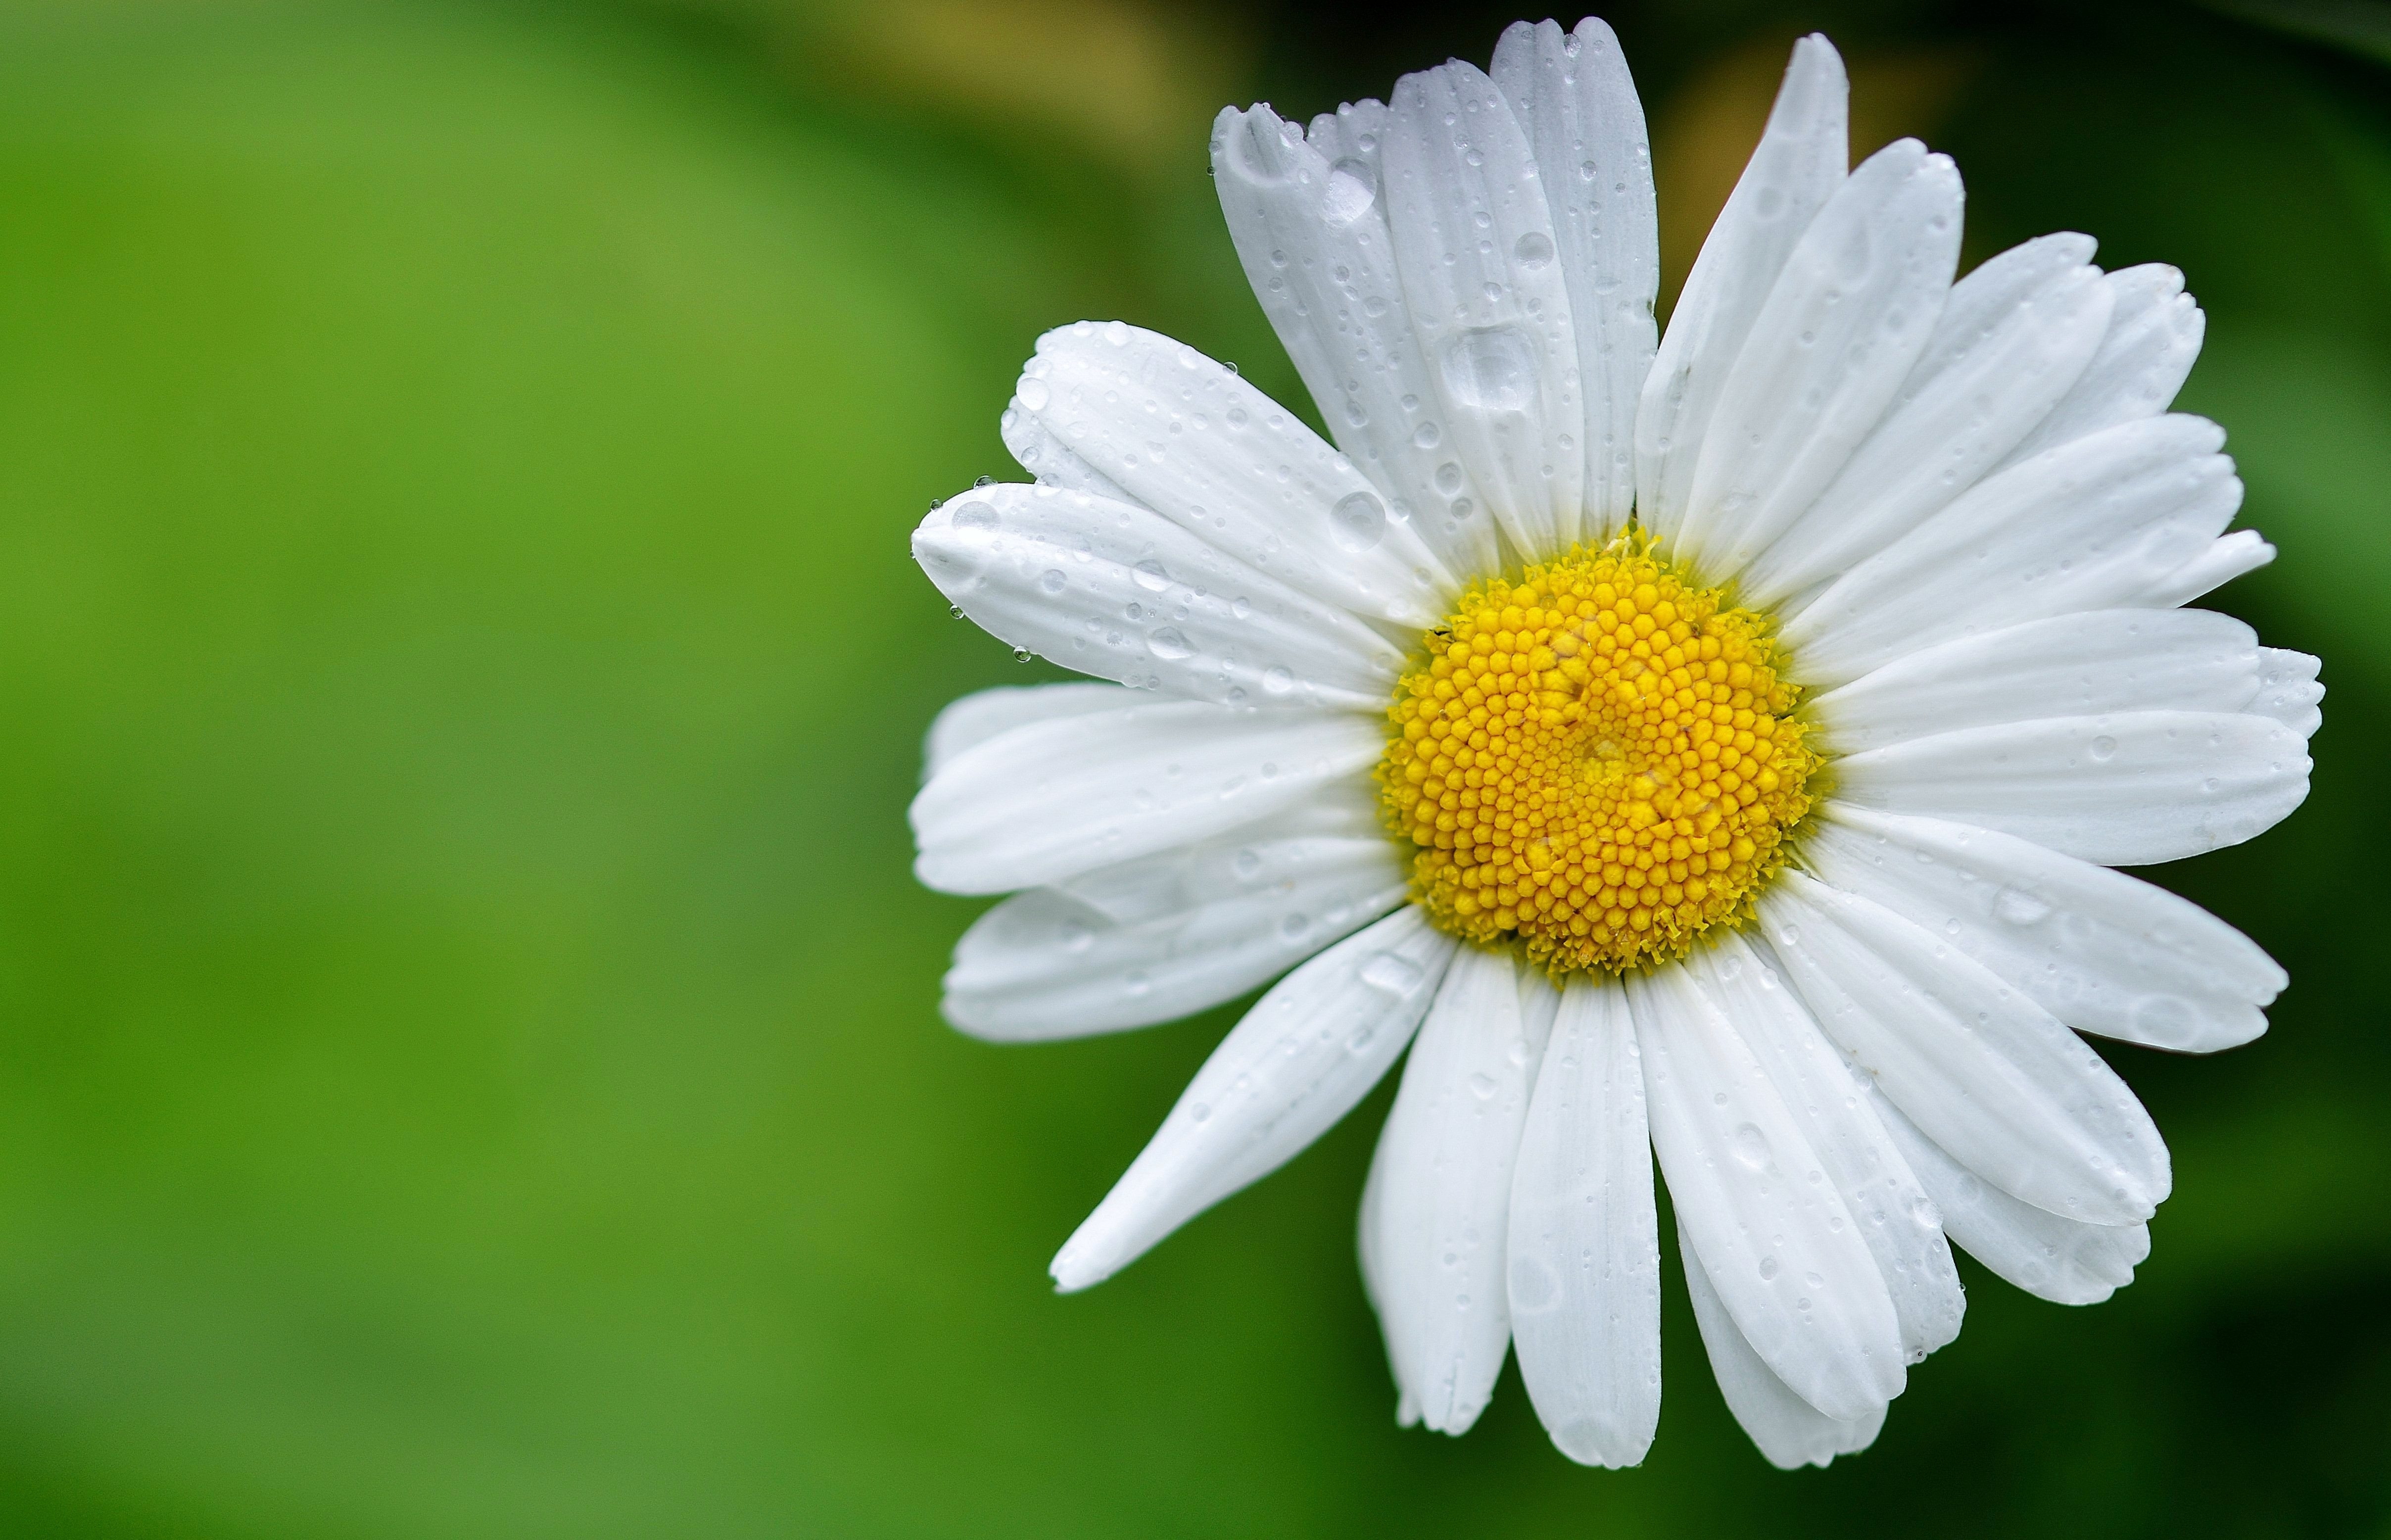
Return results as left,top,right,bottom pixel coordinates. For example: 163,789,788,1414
1210,103,1501,577
1805,805,2285,1052
1830,710,2311,867
1001,395,1138,502
1874,1097,2149,1306
2250,648,2324,739
1637,35,1848,546
910,701,1380,895
1740,237,2112,605
1758,872,2171,1224
942,829,1407,1041
924,681,1142,780
1628,963,1904,1422
914,483,1405,710
1690,937,1964,1364
1804,609,2261,754
1678,139,1964,578
1012,322,1457,626
1052,907,1457,1289
1489,17,1659,537
1997,263,2204,469
1507,975,1662,1466
2134,528,2276,609
1363,946,1546,1434
1678,1216,1887,1469
1782,415,2242,687
1384,60,1585,557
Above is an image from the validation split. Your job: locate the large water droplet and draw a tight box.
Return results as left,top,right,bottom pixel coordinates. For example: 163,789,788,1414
1016,378,1051,412
1993,887,2052,926
1323,159,1376,225
1330,490,1387,553
1440,327,1538,414
1730,1123,1770,1170
1147,627,1195,661
1512,231,1555,270
1039,569,1067,594
1360,953,1422,994
951,499,1000,533
2089,734,2118,762
1132,559,1171,592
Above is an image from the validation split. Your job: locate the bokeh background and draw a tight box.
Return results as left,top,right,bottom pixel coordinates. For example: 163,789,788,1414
0,0,2384,1533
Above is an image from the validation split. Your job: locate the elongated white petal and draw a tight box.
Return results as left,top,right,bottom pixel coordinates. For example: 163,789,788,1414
1874,1097,2148,1305
1638,35,1847,546
914,483,1405,710
1628,963,1903,1422
1679,139,1964,577
2134,528,2276,609
1759,872,2171,1224
1805,609,2261,755
923,682,1141,780
1000,395,1138,502
1363,947,1547,1433
2250,648,2324,739
1806,806,2286,1052
1679,1216,1887,1469
1012,323,1456,626
1052,907,1457,1289
1384,60,1585,556
1997,263,2204,469
1490,17,1658,536
1831,710,2310,867
1783,415,2242,686
1211,103,1501,577
943,831,1407,1041
1690,937,1964,1364
1740,238,2111,605
911,702,1380,895
1507,976,1662,1466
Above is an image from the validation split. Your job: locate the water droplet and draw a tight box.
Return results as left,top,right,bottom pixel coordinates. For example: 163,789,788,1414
1993,887,2052,926
1058,920,1094,953
1360,953,1422,994
1279,913,1310,941
973,475,995,487
951,499,1000,532
1263,666,1295,695
1512,231,1554,269
1039,569,1067,594
1017,378,1050,411
1189,1102,1210,1123
1011,647,1034,663
1147,627,1195,661
1330,490,1387,552
1469,1072,1496,1100
2089,734,2118,762
1440,328,1537,413
1730,1123,1770,1170
1758,1255,1780,1281
1324,159,1376,225
1411,420,1442,450
1132,560,1171,592
1434,461,1464,495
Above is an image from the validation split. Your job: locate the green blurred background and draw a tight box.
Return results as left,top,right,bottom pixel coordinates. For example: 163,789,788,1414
0,0,2382,1533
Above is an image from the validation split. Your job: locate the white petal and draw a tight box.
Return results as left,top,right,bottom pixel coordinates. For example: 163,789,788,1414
1210,104,1502,578
1874,1097,2148,1305
1678,140,1965,578
1489,17,1659,536
1805,609,2261,754
1678,1216,1886,1469
1628,962,1904,1422
1013,322,1457,626
1830,710,2311,867
1689,937,1964,1364
1637,35,1848,547
913,483,1405,710
1997,263,2204,469
1739,236,2112,606
942,829,1407,1041
923,681,1141,780
2249,648,2324,739
1363,946,1547,1434
910,700,1381,895
1384,60,1585,557
1758,872,2171,1224
1052,907,1457,1289
1507,976,1662,1466
1782,415,2243,687
1806,805,2286,1052
1000,395,1137,502
2134,528,2276,608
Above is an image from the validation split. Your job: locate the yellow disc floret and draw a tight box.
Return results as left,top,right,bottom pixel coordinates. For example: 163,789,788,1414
1378,536,1820,976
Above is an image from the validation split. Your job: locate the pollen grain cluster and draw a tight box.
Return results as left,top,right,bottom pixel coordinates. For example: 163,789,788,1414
1378,540,1820,975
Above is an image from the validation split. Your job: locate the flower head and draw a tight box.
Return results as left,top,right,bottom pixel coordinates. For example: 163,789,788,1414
909,18,2319,1468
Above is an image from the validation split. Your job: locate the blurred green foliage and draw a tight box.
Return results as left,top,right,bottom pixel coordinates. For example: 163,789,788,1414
0,0,2381,1535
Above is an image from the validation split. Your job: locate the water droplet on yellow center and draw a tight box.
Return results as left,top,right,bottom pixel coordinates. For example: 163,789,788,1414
1377,537,1820,975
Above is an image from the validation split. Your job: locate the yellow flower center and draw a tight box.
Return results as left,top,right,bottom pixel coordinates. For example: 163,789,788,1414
1377,537,1820,976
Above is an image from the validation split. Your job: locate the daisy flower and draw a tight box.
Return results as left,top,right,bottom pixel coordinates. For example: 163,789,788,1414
907,19,2321,1468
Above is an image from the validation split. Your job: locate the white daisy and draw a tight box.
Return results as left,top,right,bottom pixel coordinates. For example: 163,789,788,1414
907,20,2321,1469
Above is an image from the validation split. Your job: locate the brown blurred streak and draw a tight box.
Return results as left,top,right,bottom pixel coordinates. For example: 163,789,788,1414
1654,37,1981,320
